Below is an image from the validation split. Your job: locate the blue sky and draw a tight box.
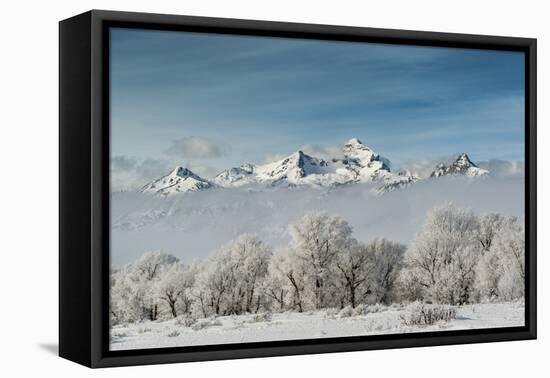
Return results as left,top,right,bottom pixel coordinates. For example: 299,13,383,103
110,27,525,184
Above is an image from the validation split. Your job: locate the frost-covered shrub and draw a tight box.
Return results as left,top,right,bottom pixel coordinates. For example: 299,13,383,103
389,303,404,310
191,320,209,331
191,318,223,331
324,308,339,319
175,314,197,327
338,305,357,318
400,302,457,326
354,304,367,315
112,331,128,338
166,330,180,337
249,312,272,323
359,303,389,315
351,303,390,316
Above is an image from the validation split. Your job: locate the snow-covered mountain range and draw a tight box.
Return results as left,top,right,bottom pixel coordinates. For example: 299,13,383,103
138,138,489,196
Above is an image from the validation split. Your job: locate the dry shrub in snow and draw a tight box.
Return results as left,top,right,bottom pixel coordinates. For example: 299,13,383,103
357,303,389,315
249,312,272,323
112,331,128,338
166,330,180,337
336,304,389,318
324,308,339,319
400,302,457,326
338,305,356,318
175,314,197,327
191,318,223,331
354,304,367,315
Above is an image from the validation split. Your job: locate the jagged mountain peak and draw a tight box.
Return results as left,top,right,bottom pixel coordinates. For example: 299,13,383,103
254,150,331,185
239,163,255,174
430,153,488,178
338,137,392,182
171,166,199,178
454,153,476,167
343,138,374,153
141,166,213,196
345,137,364,146
287,150,328,167
342,137,380,163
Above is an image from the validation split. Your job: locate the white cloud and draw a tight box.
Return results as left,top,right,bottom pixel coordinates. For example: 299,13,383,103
111,175,525,266
477,160,525,178
111,156,173,191
164,136,227,159
111,155,137,171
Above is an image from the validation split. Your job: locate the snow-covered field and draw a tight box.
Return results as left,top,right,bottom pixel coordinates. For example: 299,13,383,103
110,302,524,351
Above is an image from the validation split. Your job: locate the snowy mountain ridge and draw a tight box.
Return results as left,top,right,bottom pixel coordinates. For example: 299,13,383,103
140,139,489,196
430,153,489,178
140,166,213,195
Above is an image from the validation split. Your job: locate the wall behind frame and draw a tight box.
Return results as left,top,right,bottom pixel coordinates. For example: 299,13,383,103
0,0,546,377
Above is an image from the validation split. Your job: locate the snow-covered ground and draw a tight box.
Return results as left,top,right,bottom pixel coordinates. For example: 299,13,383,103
110,301,524,351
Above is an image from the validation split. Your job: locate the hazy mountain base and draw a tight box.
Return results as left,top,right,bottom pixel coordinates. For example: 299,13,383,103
111,175,524,266
110,301,524,350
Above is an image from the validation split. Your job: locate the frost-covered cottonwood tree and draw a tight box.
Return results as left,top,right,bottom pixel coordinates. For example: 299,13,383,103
154,262,195,318
399,205,481,304
475,220,525,301
192,234,272,316
262,253,289,311
332,238,405,308
334,241,375,308
368,238,406,304
289,213,353,309
264,250,307,312
476,213,515,252
110,251,178,323
230,234,273,313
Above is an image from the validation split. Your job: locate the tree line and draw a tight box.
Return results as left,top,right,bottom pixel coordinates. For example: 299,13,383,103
110,205,525,324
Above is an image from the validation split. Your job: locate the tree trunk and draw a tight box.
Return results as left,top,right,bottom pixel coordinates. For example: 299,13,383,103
255,295,261,313
169,300,177,318
149,304,158,321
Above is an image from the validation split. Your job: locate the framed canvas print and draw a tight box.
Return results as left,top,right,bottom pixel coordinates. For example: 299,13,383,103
59,10,536,368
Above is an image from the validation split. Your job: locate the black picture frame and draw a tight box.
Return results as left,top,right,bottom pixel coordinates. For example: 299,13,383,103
59,9,537,368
